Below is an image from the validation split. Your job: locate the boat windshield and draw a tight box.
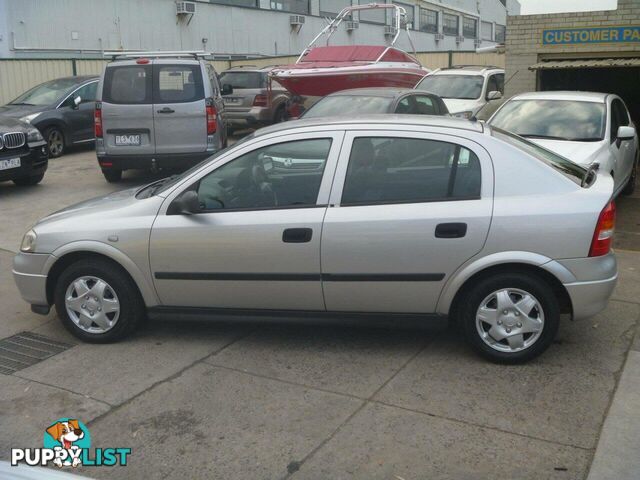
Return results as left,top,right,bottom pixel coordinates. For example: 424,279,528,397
416,75,484,100
303,95,393,118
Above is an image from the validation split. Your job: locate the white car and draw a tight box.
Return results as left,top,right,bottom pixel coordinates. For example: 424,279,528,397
414,65,505,120
488,91,638,197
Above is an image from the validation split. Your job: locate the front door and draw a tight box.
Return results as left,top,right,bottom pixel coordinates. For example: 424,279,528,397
149,132,344,310
153,61,207,155
321,131,493,313
62,81,98,143
610,98,636,190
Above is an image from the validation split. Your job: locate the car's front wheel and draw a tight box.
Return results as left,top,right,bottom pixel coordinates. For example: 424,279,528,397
45,127,65,158
54,258,145,342
458,272,560,363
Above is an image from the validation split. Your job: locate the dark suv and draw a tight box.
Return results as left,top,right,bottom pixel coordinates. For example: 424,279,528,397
0,116,48,186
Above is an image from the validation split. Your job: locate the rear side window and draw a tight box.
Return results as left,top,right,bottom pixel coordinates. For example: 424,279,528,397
341,137,481,206
103,65,152,104
154,65,204,103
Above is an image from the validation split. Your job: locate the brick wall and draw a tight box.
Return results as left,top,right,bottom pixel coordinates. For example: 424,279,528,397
504,0,640,98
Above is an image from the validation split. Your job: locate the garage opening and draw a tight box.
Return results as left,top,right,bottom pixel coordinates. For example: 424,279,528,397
532,59,640,126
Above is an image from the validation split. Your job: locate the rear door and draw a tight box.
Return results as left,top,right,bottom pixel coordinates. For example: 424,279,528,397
153,60,207,154
100,61,155,155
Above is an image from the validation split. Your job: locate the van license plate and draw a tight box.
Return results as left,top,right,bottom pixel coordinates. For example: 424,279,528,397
0,158,20,171
115,134,141,146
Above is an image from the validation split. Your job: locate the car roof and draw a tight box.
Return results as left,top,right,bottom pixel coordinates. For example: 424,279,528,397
509,91,608,103
325,87,438,98
254,115,483,137
223,66,273,73
46,75,98,83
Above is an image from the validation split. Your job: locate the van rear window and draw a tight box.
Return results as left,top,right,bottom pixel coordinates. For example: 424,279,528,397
154,65,204,103
103,65,152,104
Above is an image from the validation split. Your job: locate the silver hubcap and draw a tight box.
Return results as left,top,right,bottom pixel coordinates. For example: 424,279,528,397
65,276,120,334
48,130,63,155
476,288,544,353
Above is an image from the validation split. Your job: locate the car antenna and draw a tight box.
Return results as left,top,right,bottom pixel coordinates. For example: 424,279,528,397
470,70,519,122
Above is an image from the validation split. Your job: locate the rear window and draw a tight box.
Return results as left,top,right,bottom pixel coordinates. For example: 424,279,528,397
154,65,204,103
103,65,152,104
491,128,587,186
218,71,265,90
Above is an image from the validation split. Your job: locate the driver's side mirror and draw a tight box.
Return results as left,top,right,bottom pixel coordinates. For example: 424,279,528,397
73,96,81,109
168,190,200,215
487,90,502,101
221,84,233,95
617,125,635,140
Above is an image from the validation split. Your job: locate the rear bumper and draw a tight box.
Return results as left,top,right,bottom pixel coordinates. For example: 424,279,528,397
0,145,48,182
225,108,273,127
97,152,212,171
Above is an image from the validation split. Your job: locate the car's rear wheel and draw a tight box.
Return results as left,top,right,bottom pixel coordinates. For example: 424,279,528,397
54,258,144,342
102,168,122,183
45,127,65,158
621,157,637,196
13,173,45,186
458,272,560,363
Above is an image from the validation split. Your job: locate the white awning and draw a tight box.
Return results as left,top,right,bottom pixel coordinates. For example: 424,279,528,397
529,58,640,70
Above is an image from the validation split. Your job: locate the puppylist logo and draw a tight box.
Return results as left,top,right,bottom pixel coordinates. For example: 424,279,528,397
11,418,131,468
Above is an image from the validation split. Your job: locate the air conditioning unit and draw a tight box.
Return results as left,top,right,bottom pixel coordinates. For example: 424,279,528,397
290,15,305,26
456,35,465,43
176,1,196,15
384,26,398,37
345,21,359,31
435,33,445,41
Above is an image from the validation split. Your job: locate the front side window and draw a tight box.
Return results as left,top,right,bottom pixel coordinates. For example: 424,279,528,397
443,13,459,36
463,17,477,38
489,99,606,141
154,65,204,103
416,74,484,100
196,138,332,211
341,137,481,205
610,99,629,143
395,95,439,115
420,9,438,33
103,65,152,104
61,82,98,107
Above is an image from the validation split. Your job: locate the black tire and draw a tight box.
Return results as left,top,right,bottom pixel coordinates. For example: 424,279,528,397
13,173,45,186
54,258,145,343
45,127,65,158
457,272,560,364
273,105,286,124
102,168,122,183
621,158,637,196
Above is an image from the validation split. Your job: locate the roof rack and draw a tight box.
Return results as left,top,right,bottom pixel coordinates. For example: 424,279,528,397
104,50,208,61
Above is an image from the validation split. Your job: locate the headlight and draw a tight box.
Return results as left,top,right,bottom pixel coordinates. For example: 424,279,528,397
19,113,41,124
20,229,37,253
453,111,474,119
26,127,44,143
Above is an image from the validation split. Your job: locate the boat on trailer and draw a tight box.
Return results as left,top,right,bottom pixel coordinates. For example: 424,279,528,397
270,3,429,97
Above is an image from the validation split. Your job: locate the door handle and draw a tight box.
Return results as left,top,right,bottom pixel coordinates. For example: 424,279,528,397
435,223,467,238
157,108,175,114
283,228,313,243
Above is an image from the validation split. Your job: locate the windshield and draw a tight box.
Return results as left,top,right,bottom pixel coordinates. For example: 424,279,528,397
219,71,265,89
303,95,393,118
416,75,484,100
10,78,81,106
491,128,587,186
489,99,606,141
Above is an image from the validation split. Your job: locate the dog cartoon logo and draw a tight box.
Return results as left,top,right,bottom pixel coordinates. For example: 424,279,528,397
44,418,90,467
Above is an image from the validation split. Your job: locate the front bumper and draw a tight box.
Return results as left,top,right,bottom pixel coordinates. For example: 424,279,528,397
0,144,48,182
12,252,53,312
556,252,618,320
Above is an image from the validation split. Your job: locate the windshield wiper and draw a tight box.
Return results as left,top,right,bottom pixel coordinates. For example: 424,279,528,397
9,102,36,106
148,175,179,195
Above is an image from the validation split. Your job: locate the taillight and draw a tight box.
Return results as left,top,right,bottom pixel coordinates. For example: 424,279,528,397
136,58,150,64
253,94,268,107
206,98,217,134
94,102,103,138
589,200,616,257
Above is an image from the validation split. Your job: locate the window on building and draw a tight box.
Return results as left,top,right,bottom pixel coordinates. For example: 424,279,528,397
210,0,258,6
358,0,386,24
481,21,492,41
270,0,310,14
443,13,459,36
463,17,477,38
319,0,350,17
495,24,506,42
419,8,438,33
393,2,414,29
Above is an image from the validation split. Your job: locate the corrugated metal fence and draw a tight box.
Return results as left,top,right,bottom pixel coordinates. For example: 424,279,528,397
0,52,503,105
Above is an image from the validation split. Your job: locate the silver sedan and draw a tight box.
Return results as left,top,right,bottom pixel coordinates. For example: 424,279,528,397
13,116,617,363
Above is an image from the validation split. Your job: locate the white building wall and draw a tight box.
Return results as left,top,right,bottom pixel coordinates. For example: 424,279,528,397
0,0,514,59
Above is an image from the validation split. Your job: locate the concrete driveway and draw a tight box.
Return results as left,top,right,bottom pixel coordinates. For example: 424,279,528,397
1,146,639,479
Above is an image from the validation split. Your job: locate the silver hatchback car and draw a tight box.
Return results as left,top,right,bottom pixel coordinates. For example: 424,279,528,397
13,116,617,363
